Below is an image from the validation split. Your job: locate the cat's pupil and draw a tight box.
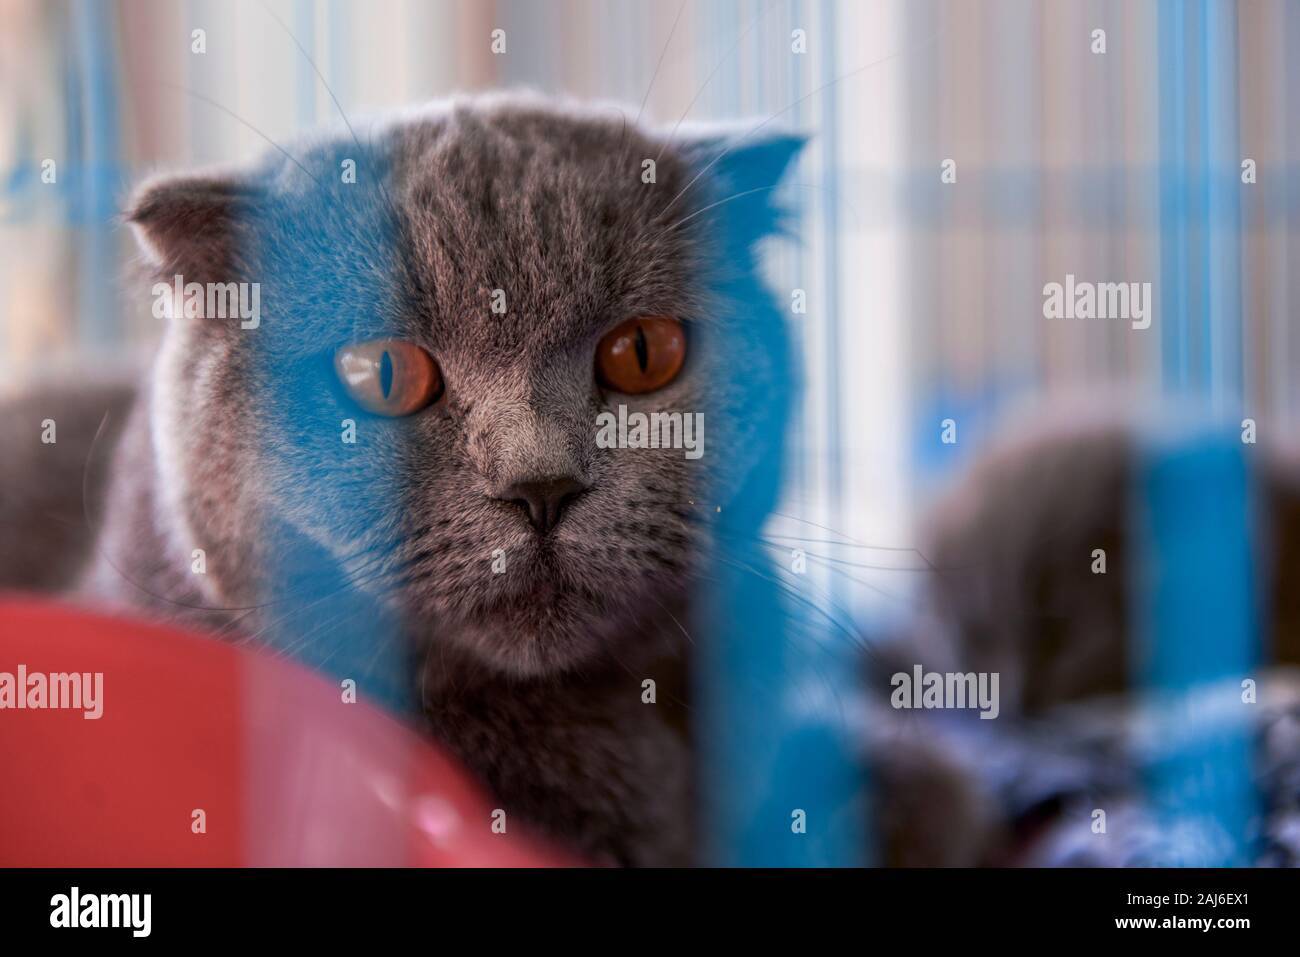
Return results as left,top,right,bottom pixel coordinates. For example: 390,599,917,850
634,324,649,373
380,350,394,399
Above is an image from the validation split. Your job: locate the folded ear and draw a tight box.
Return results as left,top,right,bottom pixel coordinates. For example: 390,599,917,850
126,173,256,278
707,131,806,193
674,130,807,238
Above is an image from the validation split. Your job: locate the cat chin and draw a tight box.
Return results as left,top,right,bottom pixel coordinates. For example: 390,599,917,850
425,594,620,678
442,618,604,678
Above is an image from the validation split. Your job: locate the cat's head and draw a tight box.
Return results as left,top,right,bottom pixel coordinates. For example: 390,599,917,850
127,94,803,678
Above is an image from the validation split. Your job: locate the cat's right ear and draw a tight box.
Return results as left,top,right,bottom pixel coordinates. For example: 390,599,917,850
126,174,254,277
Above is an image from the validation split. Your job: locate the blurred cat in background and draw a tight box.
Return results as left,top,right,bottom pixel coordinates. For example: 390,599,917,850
869,409,1300,866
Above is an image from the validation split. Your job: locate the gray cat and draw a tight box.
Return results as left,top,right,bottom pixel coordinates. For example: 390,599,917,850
10,94,1294,868
866,409,1300,866
0,94,805,866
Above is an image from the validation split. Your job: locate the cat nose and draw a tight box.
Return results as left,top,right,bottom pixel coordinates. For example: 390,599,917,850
496,476,587,534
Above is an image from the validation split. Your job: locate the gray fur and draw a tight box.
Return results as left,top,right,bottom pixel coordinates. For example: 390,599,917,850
0,379,135,592
2,95,801,866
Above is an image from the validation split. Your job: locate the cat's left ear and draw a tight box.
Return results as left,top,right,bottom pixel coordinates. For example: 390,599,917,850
674,130,807,234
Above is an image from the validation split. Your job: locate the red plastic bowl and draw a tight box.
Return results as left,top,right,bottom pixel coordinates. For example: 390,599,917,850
0,598,571,866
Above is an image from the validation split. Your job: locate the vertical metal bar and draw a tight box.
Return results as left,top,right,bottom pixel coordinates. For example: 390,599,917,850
1204,0,1243,413
1132,430,1258,865
70,0,123,354
818,0,843,604
1157,0,1190,394
697,0,863,870
1143,0,1255,866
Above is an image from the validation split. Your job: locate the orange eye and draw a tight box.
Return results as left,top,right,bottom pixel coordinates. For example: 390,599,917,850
595,316,686,394
334,340,443,416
